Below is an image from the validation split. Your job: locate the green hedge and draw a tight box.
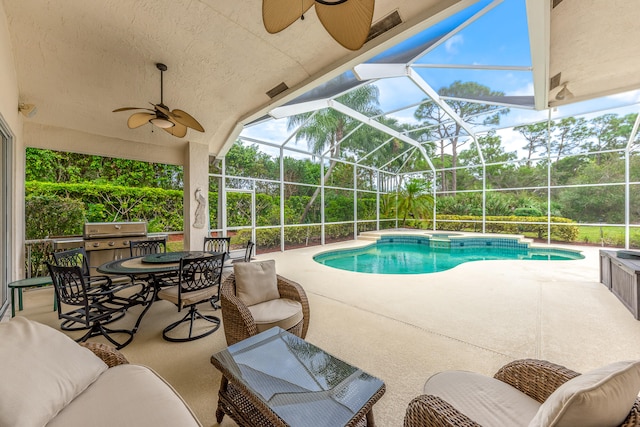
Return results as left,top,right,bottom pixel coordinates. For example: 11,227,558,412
26,181,184,234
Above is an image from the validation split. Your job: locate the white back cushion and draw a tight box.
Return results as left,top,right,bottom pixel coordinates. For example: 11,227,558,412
0,317,108,427
529,360,640,427
234,259,279,306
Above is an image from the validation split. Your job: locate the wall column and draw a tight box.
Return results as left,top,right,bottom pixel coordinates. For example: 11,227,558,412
183,141,210,250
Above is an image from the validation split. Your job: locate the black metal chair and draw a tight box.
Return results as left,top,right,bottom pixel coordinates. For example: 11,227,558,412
129,237,177,289
203,237,231,309
46,263,134,349
53,248,122,329
232,240,255,264
129,237,167,257
203,237,231,257
53,247,103,284
157,253,224,342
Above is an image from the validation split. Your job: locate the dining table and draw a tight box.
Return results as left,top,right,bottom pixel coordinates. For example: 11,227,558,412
97,251,217,333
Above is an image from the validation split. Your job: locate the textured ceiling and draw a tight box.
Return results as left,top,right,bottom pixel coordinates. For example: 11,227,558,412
2,0,461,157
548,0,640,107
3,0,639,162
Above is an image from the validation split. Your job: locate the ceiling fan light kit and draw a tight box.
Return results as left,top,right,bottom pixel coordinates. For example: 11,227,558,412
113,63,204,138
262,0,375,51
149,117,174,129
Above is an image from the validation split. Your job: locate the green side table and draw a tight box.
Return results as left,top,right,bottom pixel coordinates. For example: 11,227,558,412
8,276,56,317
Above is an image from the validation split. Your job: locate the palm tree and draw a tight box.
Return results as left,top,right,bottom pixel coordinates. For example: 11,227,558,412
287,85,380,223
397,178,434,227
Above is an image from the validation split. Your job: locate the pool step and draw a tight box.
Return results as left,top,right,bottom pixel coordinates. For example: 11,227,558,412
358,232,382,241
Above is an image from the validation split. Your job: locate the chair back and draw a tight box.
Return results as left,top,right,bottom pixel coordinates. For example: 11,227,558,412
46,262,90,307
130,238,167,257
203,237,230,255
242,240,255,262
53,247,91,278
178,253,225,296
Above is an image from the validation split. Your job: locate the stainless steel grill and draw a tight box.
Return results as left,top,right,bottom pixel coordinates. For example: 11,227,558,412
82,222,148,275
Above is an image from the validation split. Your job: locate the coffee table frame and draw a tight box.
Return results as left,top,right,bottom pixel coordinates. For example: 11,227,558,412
211,328,385,427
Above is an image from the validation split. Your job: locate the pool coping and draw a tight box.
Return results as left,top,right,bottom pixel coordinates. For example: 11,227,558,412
313,231,585,261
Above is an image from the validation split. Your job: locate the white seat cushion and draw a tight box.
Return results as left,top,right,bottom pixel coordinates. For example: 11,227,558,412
248,298,304,333
529,360,640,427
423,370,541,427
47,364,202,427
158,284,218,308
0,317,108,427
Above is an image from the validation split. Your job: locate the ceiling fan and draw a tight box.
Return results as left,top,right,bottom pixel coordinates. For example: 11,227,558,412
113,63,205,138
262,0,375,51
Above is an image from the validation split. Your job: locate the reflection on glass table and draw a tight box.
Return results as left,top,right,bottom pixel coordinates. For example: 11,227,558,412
211,327,385,427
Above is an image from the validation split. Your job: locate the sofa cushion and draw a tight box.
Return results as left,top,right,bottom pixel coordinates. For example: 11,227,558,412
0,317,108,427
234,260,279,306
247,298,304,333
529,360,640,427
47,364,202,427
423,370,541,427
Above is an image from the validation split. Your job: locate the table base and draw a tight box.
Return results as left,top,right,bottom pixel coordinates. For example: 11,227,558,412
215,377,379,427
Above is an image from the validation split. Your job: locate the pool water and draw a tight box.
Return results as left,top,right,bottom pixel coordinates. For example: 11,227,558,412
313,241,584,274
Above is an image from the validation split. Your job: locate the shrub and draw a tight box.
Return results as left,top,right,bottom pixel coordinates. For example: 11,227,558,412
514,207,542,217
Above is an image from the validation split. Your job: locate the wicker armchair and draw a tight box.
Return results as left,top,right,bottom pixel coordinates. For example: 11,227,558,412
220,273,310,346
404,359,640,427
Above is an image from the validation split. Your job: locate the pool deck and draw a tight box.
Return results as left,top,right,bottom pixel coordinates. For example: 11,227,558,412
261,231,640,425
13,231,640,426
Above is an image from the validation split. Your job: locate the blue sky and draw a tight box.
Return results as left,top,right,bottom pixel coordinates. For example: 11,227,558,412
241,0,640,163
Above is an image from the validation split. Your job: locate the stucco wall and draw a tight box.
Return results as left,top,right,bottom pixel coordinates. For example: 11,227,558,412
0,0,24,282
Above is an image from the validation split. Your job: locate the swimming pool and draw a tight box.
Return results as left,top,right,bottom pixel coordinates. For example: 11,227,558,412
313,235,584,274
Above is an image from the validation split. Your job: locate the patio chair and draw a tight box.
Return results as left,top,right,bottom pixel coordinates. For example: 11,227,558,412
203,237,231,308
129,237,167,257
230,240,255,265
46,262,134,349
220,260,310,346
203,236,231,258
157,253,225,342
129,237,177,289
53,247,109,287
404,358,640,427
52,247,137,329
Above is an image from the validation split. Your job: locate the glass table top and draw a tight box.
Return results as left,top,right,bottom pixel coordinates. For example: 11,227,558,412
211,327,384,427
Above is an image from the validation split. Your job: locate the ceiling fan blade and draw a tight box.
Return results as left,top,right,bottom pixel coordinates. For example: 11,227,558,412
170,109,205,132
163,119,188,138
113,107,153,112
127,112,154,129
262,0,314,33
315,0,374,50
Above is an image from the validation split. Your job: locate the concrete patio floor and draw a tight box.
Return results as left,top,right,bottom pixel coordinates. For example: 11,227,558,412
12,231,640,426
260,231,640,424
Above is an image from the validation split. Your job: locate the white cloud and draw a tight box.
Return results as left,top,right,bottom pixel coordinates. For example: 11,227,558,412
510,82,534,96
444,34,464,55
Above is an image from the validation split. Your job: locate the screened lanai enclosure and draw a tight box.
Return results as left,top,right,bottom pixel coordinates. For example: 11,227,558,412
208,0,640,252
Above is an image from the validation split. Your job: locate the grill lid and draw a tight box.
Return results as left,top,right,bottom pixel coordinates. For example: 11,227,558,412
83,222,147,239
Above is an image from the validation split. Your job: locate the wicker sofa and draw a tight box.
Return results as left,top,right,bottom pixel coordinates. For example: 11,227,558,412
0,317,202,427
405,359,640,427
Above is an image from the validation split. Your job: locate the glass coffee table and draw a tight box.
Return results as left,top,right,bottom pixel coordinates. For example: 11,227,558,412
211,327,385,427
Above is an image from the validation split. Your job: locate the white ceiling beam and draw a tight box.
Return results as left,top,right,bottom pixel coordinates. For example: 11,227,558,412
526,0,551,110
269,99,331,119
353,63,408,81
331,100,435,172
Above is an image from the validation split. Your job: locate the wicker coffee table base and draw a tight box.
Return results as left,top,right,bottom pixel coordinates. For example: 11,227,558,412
216,377,383,427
